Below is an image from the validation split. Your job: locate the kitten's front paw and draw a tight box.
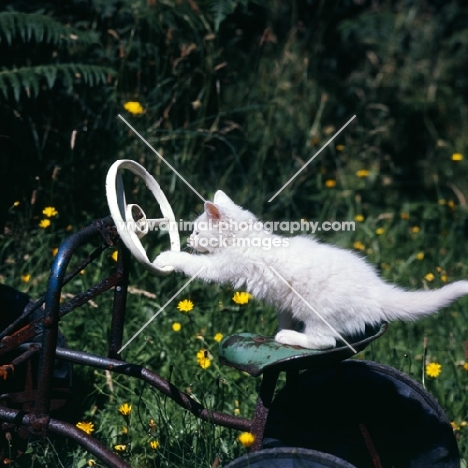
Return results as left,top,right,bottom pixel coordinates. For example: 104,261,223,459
153,250,188,269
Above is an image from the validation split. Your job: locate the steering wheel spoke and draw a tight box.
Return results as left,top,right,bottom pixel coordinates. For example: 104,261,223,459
146,217,170,226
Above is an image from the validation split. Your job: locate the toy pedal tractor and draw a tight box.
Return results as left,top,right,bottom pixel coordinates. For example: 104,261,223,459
0,159,460,467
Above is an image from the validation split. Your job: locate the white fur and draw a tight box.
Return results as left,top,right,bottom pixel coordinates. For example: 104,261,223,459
154,191,468,349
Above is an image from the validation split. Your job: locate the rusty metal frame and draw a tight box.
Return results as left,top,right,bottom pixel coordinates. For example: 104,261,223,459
0,217,277,467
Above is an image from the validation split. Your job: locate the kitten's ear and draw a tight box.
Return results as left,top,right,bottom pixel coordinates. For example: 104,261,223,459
213,190,235,206
204,201,222,220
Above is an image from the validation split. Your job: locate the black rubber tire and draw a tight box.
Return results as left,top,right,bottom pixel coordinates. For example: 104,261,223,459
264,360,459,468
225,447,357,468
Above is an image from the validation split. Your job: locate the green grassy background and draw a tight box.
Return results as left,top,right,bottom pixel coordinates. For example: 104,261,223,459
1,0,468,466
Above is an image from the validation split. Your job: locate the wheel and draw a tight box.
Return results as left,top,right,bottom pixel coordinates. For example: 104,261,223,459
0,284,72,463
225,447,357,468
264,360,459,467
106,159,180,276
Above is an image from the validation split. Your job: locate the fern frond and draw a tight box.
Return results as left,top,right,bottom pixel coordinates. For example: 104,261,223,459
0,64,114,101
0,12,99,46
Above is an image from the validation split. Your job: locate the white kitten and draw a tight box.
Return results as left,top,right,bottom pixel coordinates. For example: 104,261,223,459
154,190,468,349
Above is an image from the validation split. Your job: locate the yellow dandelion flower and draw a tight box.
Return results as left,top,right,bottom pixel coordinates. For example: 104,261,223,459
39,219,51,229
88,460,96,467
66,224,73,232
356,169,370,178
177,299,194,312
336,144,345,151
234,408,241,415
451,421,459,431
198,357,211,369
463,362,468,371
114,445,127,452
451,153,463,161
119,403,132,416
400,213,410,220
42,206,58,217
438,199,446,205
375,228,384,235
353,241,365,251
196,349,211,369
411,226,420,233
324,179,336,188
13,201,20,207
121,426,128,434
440,275,447,282
76,421,95,435
123,101,144,115
426,362,442,378
214,333,224,343
232,292,252,305
238,432,256,448
460,421,468,427
416,252,424,260
80,269,85,275
447,200,455,209
354,215,364,222
149,419,157,431
111,251,118,262
150,440,159,450
172,322,182,332
424,273,435,282
52,247,59,256
21,274,31,283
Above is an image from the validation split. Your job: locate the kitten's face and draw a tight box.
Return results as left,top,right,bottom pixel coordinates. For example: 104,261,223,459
189,191,257,253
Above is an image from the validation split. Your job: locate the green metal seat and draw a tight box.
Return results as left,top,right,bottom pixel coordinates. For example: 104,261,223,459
218,322,388,377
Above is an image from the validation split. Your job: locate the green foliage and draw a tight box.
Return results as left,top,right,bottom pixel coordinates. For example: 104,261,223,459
0,64,113,101
0,11,98,45
3,180,468,467
1,0,468,465
206,0,250,32
0,11,113,102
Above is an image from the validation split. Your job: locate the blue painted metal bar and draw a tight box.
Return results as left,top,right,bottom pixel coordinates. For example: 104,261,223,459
34,218,115,419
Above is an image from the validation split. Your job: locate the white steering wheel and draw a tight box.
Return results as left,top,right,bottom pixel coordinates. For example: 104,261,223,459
106,159,180,276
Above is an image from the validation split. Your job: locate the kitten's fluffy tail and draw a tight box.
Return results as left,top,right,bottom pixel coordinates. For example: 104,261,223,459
382,280,468,321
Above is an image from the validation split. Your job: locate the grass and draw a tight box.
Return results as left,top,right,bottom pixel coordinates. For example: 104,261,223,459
2,178,468,466
1,1,468,466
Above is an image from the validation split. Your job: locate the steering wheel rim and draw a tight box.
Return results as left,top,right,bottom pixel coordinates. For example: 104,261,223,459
106,159,180,276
